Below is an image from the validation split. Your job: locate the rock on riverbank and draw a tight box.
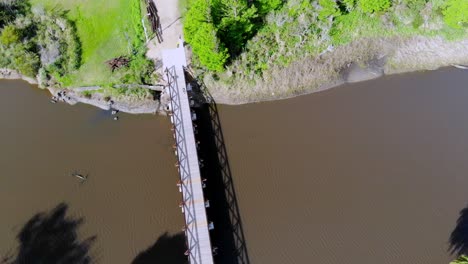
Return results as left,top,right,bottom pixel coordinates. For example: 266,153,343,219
48,87,161,114
0,68,38,85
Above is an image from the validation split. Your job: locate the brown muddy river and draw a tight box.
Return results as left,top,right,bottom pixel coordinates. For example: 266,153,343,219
1,67,468,264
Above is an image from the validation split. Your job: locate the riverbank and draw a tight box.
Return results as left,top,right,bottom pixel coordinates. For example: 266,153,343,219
2,34,467,113
0,69,38,86
47,87,160,114
1,68,160,114
203,35,468,105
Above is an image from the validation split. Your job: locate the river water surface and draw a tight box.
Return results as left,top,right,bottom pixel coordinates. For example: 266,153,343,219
1,68,468,263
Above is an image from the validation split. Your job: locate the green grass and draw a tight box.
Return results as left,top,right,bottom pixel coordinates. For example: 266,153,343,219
30,0,146,87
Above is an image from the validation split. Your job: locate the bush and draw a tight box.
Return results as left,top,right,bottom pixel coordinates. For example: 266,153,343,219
0,25,21,46
359,0,391,13
0,0,29,28
254,0,283,15
191,22,229,72
443,0,468,28
319,0,341,20
13,48,40,77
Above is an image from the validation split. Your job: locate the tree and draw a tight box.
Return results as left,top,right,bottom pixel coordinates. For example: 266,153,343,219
216,0,258,55
0,25,21,46
358,0,391,13
443,0,468,29
184,0,229,71
190,22,229,71
254,0,283,15
451,255,468,264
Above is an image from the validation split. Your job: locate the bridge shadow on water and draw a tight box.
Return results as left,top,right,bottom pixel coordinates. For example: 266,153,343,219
449,205,468,256
1,203,95,264
184,71,250,264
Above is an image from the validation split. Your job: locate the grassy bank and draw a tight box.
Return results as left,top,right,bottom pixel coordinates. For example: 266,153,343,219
0,0,156,100
183,0,468,104
30,0,154,87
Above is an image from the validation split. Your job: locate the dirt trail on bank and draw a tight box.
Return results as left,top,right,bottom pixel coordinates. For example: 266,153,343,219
146,0,183,61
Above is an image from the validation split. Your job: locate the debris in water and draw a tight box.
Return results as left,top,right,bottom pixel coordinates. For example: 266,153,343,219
71,171,88,181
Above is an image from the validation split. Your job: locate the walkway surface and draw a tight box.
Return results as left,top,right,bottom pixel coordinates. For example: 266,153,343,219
146,0,183,60
163,45,214,264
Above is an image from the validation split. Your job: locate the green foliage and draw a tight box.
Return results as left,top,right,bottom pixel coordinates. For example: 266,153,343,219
13,47,40,77
331,10,384,44
131,0,144,48
254,0,283,15
30,0,151,87
288,0,313,17
403,0,427,10
451,255,468,264
190,22,229,71
339,0,356,12
215,0,258,54
184,0,285,70
184,0,229,71
319,0,341,20
183,0,211,44
0,0,29,28
358,0,391,13
0,25,21,45
443,0,468,28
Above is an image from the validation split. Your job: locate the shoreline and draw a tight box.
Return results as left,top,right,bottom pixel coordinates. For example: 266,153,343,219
203,36,468,105
0,69,161,114
2,36,468,112
47,87,161,114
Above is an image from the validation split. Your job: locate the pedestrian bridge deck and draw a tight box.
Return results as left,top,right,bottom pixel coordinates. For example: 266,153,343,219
162,47,214,264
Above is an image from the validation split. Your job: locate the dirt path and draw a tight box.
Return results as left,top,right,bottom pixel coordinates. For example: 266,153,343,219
145,0,183,62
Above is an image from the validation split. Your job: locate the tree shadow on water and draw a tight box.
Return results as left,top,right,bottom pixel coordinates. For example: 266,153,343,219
449,205,468,256
2,203,95,264
132,232,187,264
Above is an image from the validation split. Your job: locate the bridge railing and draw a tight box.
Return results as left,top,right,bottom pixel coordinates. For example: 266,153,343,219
166,65,204,264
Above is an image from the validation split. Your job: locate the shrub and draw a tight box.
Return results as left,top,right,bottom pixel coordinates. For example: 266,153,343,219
359,0,391,13
254,0,283,15
451,255,468,264
340,0,356,12
319,0,341,20
0,25,21,46
443,0,468,28
13,49,40,77
0,0,29,28
191,22,229,72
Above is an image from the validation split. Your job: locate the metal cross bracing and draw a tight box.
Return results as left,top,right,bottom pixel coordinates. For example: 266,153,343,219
165,65,214,264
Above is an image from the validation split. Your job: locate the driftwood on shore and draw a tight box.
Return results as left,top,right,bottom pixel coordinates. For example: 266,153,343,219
452,64,468,70
146,0,163,43
114,84,164,91
106,56,130,72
